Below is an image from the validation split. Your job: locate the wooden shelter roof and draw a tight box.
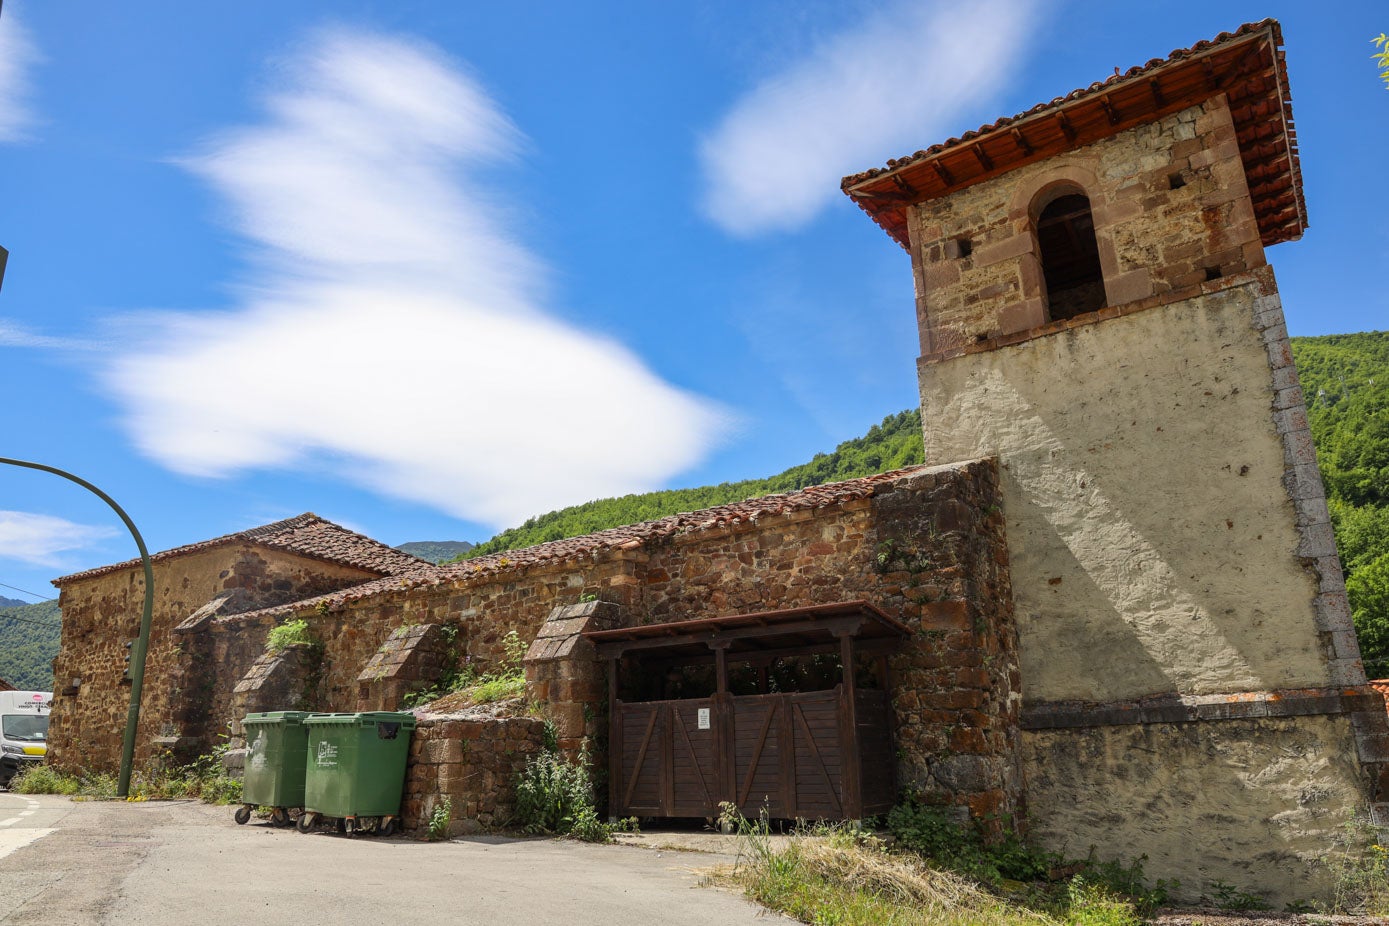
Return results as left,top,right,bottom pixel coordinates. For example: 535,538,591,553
584,600,909,661
842,20,1304,251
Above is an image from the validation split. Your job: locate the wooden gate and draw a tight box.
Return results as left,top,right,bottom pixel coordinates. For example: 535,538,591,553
616,697,721,818
590,601,909,821
612,689,863,819
732,690,847,818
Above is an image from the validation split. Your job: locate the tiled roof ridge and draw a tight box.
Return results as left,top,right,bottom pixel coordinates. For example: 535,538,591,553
53,512,428,586
841,19,1278,188
221,463,946,623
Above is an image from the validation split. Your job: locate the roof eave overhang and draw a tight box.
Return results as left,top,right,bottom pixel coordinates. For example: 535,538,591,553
842,21,1305,252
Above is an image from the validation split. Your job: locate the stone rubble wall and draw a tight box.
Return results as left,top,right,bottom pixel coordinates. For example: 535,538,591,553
48,544,376,773
356,623,453,712
908,95,1262,354
402,706,547,835
174,460,1020,828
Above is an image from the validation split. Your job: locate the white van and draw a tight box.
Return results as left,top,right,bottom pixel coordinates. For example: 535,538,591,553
0,691,50,786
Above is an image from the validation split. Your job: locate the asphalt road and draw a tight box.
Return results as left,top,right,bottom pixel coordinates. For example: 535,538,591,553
0,794,790,925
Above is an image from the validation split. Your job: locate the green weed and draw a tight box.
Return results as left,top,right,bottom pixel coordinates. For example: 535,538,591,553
885,798,1054,886
513,741,622,843
1319,813,1389,916
266,618,316,653
426,796,452,841
404,629,528,709
1206,878,1267,911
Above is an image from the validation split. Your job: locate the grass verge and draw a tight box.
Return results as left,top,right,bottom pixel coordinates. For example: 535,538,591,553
710,812,1149,926
11,750,242,805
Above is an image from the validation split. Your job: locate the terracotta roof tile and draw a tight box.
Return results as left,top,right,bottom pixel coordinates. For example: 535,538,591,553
842,20,1305,250
52,513,429,586
225,464,948,623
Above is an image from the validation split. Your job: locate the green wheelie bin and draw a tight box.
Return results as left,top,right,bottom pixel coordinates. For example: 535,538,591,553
299,712,416,836
236,711,314,828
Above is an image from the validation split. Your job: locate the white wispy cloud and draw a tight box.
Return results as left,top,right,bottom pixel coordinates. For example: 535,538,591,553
698,0,1039,236
0,7,40,142
0,318,95,350
104,28,728,527
0,511,115,568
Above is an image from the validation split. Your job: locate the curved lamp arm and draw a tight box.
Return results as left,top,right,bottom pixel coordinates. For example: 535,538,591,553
0,457,152,798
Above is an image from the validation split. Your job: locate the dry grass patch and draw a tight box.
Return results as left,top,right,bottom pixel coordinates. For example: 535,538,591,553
710,828,1102,926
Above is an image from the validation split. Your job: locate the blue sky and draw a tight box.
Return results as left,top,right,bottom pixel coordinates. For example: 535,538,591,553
0,1,1385,602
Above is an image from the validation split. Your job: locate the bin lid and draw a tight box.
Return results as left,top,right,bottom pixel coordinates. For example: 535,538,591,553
243,711,316,725
304,711,417,731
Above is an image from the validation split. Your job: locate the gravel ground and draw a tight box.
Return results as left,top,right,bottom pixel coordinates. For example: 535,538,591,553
1150,912,1388,925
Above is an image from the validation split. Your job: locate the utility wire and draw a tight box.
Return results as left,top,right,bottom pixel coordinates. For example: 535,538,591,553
0,582,55,603
0,610,60,629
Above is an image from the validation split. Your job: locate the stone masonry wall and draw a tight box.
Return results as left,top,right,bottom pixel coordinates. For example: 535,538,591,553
201,460,1020,826
631,462,1022,819
49,545,375,772
402,706,547,835
908,95,1263,354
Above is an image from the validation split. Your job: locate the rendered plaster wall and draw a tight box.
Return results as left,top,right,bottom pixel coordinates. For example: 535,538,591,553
919,278,1338,702
1023,716,1365,904
48,546,376,773
908,95,1262,354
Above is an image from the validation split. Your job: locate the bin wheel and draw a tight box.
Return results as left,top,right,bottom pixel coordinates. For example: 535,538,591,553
270,808,291,828
379,818,397,837
335,818,347,834
296,812,318,834
233,805,252,825
344,818,355,838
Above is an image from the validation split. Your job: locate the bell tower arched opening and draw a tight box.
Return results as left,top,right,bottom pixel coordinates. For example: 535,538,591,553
1035,191,1106,321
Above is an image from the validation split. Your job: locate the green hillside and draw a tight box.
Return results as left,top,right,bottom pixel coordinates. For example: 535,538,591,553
0,600,61,691
1291,331,1389,676
459,409,926,560
396,541,473,564
459,333,1389,676
0,333,1378,689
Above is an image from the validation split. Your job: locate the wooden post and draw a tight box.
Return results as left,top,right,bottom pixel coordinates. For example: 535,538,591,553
778,693,796,818
607,656,622,821
709,640,736,815
661,703,675,815
837,632,863,820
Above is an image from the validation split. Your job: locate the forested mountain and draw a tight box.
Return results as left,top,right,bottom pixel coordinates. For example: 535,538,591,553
459,334,1389,679
0,597,28,609
0,333,1380,690
395,541,473,564
0,601,61,691
1291,332,1389,676
458,410,925,560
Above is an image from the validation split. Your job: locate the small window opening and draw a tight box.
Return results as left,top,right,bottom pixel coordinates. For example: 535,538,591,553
945,236,972,260
1204,266,1223,282
1037,193,1106,321
1168,171,1187,190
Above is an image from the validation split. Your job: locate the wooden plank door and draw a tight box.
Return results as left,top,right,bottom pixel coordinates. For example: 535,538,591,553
668,701,720,817
732,694,790,819
787,690,845,819
616,702,665,816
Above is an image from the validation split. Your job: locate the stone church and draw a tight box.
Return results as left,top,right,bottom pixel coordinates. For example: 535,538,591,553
47,20,1385,904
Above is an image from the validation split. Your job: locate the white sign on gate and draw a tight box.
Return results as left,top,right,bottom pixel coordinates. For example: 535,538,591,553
697,708,710,730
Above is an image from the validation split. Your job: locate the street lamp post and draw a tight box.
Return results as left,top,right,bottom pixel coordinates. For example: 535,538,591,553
0,458,153,798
